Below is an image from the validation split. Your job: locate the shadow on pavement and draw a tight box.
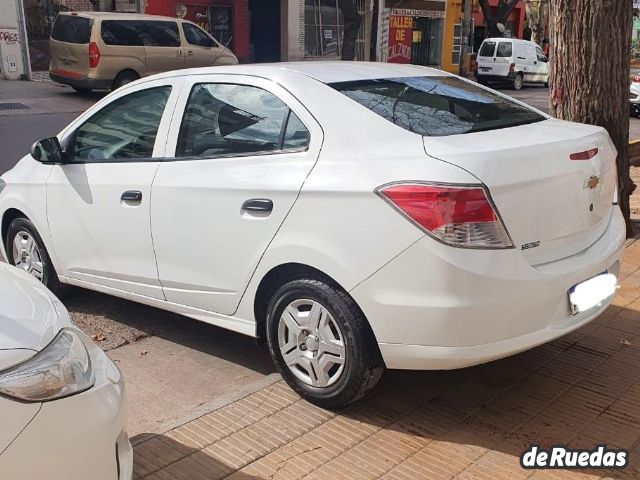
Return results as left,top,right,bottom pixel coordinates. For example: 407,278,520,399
65,288,275,375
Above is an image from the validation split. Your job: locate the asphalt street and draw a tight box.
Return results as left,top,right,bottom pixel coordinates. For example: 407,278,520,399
1,78,639,437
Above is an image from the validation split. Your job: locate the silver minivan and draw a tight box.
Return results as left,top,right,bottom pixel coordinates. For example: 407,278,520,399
49,12,238,92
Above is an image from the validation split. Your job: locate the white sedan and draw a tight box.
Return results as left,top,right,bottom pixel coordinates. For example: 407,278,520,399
0,263,132,479
0,62,624,408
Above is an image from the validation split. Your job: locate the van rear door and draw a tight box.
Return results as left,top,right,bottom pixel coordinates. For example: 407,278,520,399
493,40,513,78
476,40,496,76
49,14,92,79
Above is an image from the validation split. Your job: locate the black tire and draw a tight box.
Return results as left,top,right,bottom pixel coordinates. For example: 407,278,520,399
112,71,139,91
265,278,384,409
477,77,488,86
513,73,524,90
72,86,92,93
5,217,70,298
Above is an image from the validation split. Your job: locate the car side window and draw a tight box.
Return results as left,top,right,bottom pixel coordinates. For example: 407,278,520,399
68,86,171,163
142,21,181,47
177,83,300,158
183,23,214,47
101,20,144,46
282,112,310,150
496,42,512,57
536,47,547,62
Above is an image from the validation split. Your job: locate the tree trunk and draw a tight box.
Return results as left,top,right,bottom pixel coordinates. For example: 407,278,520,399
549,0,636,235
478,0,520,38
338,0,362,61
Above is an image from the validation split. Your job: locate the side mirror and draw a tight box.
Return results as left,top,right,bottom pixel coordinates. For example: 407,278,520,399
31,137,65,164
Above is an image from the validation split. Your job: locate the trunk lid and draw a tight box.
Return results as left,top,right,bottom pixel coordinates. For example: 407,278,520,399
423,118,617,265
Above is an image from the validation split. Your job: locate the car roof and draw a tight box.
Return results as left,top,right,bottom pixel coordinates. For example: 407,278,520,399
58,11,180,22
483,37,538,46
161,61,450,85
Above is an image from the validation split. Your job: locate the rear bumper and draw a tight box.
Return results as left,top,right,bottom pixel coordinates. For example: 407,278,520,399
474,72,516,82
351,206,626,370
49,71,112,90
0,332,132,480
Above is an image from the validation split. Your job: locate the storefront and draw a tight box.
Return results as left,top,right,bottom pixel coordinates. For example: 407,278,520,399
145,0,250,62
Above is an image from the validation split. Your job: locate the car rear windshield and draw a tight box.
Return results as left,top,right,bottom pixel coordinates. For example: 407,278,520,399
478,41,496,57
51,15,91,44
330,76,545,137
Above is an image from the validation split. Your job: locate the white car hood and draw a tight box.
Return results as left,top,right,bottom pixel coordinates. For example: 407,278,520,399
0,263,68,369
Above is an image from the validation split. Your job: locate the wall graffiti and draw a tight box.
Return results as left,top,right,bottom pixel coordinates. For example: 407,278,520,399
0,31,19,45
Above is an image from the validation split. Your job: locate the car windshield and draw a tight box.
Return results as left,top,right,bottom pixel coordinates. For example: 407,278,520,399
330,76,545,137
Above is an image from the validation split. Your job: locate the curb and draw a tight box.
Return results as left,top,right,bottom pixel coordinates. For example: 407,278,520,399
130,372,283,446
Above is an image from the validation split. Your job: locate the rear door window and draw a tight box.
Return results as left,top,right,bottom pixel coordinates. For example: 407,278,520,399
331,76,545,137
478,41,496,57
142,21,181,47
496,42,513,57
101,20,144,46
51,15,92,44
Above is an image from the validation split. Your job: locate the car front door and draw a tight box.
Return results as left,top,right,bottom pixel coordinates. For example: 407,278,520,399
46,78,182,299
180,22,222,67
151,75,322,315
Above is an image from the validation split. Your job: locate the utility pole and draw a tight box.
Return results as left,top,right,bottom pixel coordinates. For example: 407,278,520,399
459,0,473,76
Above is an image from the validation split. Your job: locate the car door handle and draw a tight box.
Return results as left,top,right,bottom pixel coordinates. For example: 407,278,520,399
121,190,142,202
186,50,194,56
241,198,273,213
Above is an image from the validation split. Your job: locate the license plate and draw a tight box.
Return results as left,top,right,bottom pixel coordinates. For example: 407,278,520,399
480,67,491,72
568,272,617,315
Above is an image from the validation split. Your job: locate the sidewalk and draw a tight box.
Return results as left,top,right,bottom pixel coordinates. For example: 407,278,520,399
133,241,640,480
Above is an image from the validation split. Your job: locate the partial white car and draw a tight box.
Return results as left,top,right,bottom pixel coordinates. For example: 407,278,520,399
0,262,131,480
0,62,625,408
630,74,640,116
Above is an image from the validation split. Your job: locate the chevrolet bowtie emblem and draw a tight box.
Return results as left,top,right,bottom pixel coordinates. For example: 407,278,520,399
584,175,600,190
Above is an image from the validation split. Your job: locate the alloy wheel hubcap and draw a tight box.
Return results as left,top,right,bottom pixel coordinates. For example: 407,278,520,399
278,299,346,388
12,231,44,282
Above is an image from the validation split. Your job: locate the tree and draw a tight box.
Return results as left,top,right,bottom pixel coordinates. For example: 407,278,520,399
478,0,520,38
338,0,362,60
549,0,636,234
524,0,549,44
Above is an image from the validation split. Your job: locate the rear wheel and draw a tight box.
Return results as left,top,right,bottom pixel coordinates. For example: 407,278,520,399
265,278,384,408
112,71,139,91
513,73,524,90
5,218,70,298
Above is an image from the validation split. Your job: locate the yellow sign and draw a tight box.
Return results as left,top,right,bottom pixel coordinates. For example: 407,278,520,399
413,31,422,43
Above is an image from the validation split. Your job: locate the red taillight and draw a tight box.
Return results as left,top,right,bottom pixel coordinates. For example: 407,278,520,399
569,148,598,161
378,183,513,248
89,41,100,68
634,74,640,83
509,63,515,74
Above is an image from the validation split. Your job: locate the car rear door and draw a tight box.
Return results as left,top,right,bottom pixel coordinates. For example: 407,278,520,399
476,40,496,76
141,20,184,75
45,77,183,299
493,40,513,78
150,74,322,315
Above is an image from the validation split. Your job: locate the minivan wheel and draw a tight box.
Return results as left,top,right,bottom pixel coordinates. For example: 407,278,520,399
6,218,69,298
112,71,139,91
513,73,524,90
266,278,384,409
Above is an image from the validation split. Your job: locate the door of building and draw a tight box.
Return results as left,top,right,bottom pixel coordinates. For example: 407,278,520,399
248,0,280,62
410,17,443,67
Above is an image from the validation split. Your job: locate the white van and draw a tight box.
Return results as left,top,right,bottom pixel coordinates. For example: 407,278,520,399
475,38,549,90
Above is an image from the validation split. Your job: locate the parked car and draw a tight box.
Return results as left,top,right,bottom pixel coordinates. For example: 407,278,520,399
475,38,549,90
630,74,640,116
0,262,131,480
0,63,623,408
49,12,238,92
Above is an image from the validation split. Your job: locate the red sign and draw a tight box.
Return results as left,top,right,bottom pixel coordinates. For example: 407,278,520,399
388,16,413,64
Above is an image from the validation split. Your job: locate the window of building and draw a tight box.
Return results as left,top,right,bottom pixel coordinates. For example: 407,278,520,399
304,0,344,57
451,23,461,65
68,87,171,162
